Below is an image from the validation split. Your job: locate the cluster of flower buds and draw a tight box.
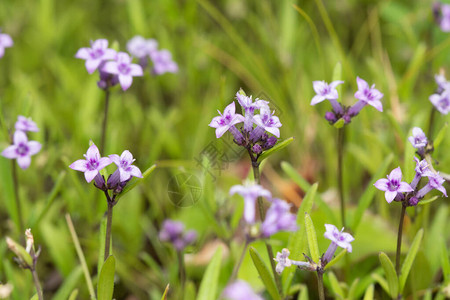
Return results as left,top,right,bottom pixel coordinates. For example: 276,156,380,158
0,30,13,58
375,129,447,206
209,89,282,156
274,224,354,274
69,143,143,195
311,77,383,125
433,2,450,32
158,219,197,251
430,73,450,115
6,229,39,270
127,36,178,75
229,182,297,238
1,116,41,169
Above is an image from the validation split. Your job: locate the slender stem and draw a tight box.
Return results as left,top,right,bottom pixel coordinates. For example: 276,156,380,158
104,200,113,261
100,88,110,154
11,161,24,234
317,271,325,300
31,267,43,300
396,203,406,275
229,239,249,283
177,250,185,297
427,107,436,139
337,127,346,228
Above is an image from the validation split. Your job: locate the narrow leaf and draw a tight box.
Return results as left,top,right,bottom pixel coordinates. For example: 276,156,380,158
115,164,157,200
68,289,79,300
363,284,374,300
98,215,107,274
249,247,281,300
97,255,116,300
297,285,309,300
348,278,360,300
327,271,344,299
399,229,423,292
418,196,439,205
161,284,169,300
371,273,388,295
324,249,347,271
378,252,398,298
440,237,450,282
433,122,448,149
305,213,320,263
197,246,222,300
258,137,294,162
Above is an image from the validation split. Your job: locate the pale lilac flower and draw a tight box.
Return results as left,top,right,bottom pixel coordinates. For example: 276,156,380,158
374,167,414,203
439,4,450,32
323,224,354,264
15,116,39,132
69,143,112,183
408,127,428,149
261,199,297,237
222,280,263,300
75,39,117,74
1,131,41,169
0,31,13,58
102,52,143,91
126,36,158,59
159,220,197,251
274,248,292,273
150,49,178,75
350,77,383,114
229,183,272,224
209,102,245,141
311,80,344,113
236,91,268,132
252,106,282,139
434,74,450,93
417,172,448,198
109,150,142,182
429,90,450,115
410,157,434,190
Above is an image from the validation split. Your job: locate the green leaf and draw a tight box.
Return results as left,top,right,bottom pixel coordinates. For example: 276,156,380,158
352,154,394,232
52,266,82,300
5,237,33,267
324,249,347,271
97,255,116,300
371,273,388,295
440,237,450,282
197,246,222,300
418,196,439,205
348,278,359,300
68,289,79,300
0,159,19,232
161,284,169,300
297,285,309,300
327,271,344,299
30,294,38,300
249,247,281,300
115,164,157,200
305,213,320,263
363,284,374,300
258,137,294,162
433,122,447,149
378,252,398,299
333,118,345,129
399,229,423,292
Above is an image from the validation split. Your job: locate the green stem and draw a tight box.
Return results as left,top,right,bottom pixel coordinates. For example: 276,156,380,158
31,267,43,300
100,88,110,154
177,250,186,297
317,271,325,300
337,127,346,228
104,199,113,261
11,160,24,234
396,203,406,275
229,239,249,283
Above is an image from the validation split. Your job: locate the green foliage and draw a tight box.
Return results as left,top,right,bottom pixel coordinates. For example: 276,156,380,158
305,213,320,263
97,255,115,300
399,229,423,292
197,246,222,300
378,252,398,299
249,247,281,300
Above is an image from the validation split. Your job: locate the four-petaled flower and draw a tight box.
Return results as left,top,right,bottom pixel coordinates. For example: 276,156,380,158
408,127,428,149
374,167,414,203
1,131,41,169
253,106,282,138
354,77,383,112
417,172,448,199
429,90,450,115
323,224,354,264
274,248,292,274
229,183,272,224
209,102,244,138
69,143,112,183
311,80,344,106
127,36,158,59
15,116,39,132
102,52,143,91
75,39,117,74
109,150,143,182
150,49,178,75
0,31,13,58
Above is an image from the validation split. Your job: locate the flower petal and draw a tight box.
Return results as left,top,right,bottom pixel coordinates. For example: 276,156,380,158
389,167,403,182
129,64,143,76
13,130,28,145
17,156,31,169
397,182,413,193
102,61,119,75
128,165,143,178
356,77,369,91
70,159,88,172
85,59,101,74
374,178,389,191
1,145,18,159
385,191,397,203
97,157,112,170
27,141,42,156
109,154,121,166
118,74,133,91
84,170,98,183
75,47,91,60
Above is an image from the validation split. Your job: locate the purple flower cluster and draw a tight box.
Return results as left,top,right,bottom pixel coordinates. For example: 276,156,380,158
433,2,450,32
158,220,197,251
311,77,383,125
2,116,41,169
429,73,450,115
229,182,297,238
209,89,282,155
69,143,142,193
0,30,13,58
127,35,178,75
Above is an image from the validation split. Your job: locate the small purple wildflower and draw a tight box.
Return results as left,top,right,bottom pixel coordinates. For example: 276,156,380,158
109,150,143,182
15,116,39,132
69,143,112,183
274,248,292,274
222,280,263,300
417,172,448,198
236,91,268,132
352,76,383,112
159,220,197,251
374,167,414,203
0,31,13,58
102,52,143,91
438,4,450,32
126,36,158,59
253,106,282,138
410,157,434,190
209,102,245,139
434,74,450,93
261,199,297,237
75,39,117,74
1,131,41,169
429,90,450,115
311,80,344,113
150,49,178,75
229,183,272,224
408,127,428,150
323,224,354,264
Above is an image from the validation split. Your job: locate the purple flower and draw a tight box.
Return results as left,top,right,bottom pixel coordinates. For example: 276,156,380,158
274,248,292,273
109,150,143,182
150,49,178,75
1,131,41,169
159,220,197,251
411,157,434,190
15,116,39,132
209,102,245,139
69,143,112,183
311,80,344,114
126,36,158,59
429,90,450,115
236,91,268,132
374,167,414,203
439,4,450,31
352,77,383,112
0,31,13,58
229,183,272,224
323,224,354,264
261,199,297,237
75,39,117,74
222,280,263,300
408,127,428,149
417,172,448,198
434,74,450,93
102,52,143,91
253,106,282,138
